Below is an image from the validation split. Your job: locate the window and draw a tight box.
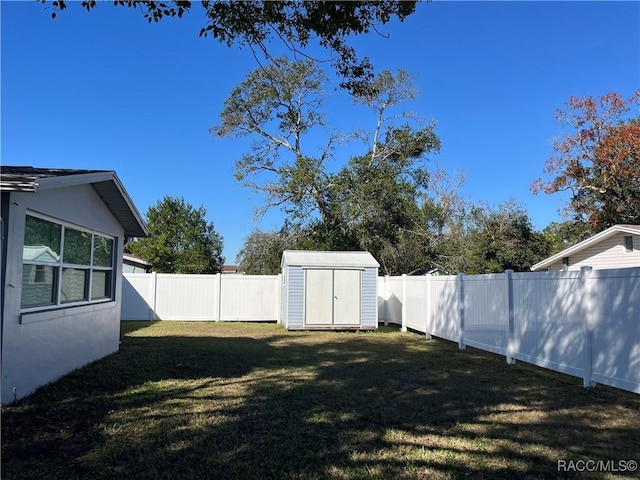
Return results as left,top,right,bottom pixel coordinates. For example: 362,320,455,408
623,236,633,252
21,214,116,310
562,257,569,268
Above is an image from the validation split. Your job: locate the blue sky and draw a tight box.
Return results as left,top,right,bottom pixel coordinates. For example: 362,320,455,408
2,1,639,263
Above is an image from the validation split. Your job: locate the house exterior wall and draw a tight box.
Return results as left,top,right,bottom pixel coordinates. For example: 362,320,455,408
1,185,125,404
122,262,148,273
545,232,640,271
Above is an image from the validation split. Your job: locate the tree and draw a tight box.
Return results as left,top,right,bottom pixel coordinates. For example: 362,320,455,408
236,229,295,275
217,61,444,273
414,167,470,274
541,220,589,256
464,200,550,274
532,91,640,234
40,1,418,93
212,56,337,222
128,196,224,273
334,70,440,249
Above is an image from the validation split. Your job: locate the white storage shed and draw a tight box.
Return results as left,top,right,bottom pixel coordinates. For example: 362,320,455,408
280,250,379,330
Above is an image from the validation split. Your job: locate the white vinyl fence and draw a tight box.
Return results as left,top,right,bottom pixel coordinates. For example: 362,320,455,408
378,267,640,394
121,268,639,394
121,273,281,321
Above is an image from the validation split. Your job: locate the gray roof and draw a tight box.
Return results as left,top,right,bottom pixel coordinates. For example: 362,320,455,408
281,250,380,268
1,166,148,238
123,253,151,267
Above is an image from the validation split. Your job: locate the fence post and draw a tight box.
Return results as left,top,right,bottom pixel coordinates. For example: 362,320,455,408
505,269,516,364
401,274,407,332
216,273,222,322
425,274,432,339
458,272,466,350
383,275,389,327
277,274,282,324
149,271,158,321
581,266,596,388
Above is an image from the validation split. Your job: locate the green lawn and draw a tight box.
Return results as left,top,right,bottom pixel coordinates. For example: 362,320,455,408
2,321,639,479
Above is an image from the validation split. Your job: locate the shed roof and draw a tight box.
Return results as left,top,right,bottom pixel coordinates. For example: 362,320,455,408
530,224,640,271
281,250,380,268
1,166,148,238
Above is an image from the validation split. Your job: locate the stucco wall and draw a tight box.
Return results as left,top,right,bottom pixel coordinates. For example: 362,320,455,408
2,184,125,403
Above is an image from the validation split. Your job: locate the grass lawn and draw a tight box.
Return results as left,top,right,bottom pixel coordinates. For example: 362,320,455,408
2,321,639,480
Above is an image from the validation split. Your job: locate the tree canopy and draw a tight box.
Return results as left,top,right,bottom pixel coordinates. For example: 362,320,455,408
464,201,550,274
128,196,224,273
532,91,640,236
41,0,418,93
215,59,443,274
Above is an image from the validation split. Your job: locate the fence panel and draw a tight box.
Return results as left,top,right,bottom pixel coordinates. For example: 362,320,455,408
464,274,508,355
511,271,585,378
377,277,386,322
154,274,220,321
122,273,281,322
429,275,460,342
121,274,155,320
383,277,404,325
404,277,428,333
590,268,640,393
220,275,280,321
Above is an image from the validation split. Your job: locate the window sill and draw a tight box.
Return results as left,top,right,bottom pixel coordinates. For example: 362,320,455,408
20,300,115,325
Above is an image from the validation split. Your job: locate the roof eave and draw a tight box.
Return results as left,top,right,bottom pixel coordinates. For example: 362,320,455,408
33,171,148,238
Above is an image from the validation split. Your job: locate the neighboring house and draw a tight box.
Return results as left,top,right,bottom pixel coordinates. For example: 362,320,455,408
1,166,148,404
123,253,151,273
531,224,640,272
222,265,239,274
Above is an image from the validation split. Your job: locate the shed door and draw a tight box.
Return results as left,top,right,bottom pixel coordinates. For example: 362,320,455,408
305,269,334,325
304,269,361,326
333,269,360,325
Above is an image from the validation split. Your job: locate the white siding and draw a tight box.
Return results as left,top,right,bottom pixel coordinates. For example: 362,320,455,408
287,266,305,329
361,268,378,328
546,232,640,271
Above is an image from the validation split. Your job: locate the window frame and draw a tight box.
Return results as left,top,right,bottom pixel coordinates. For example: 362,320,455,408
21,212,117,313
